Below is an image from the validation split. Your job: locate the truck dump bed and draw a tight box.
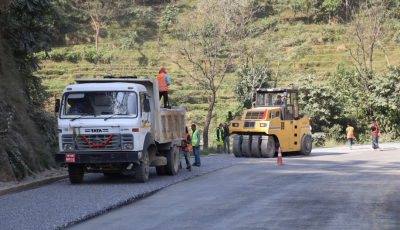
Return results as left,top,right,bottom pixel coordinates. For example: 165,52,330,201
74,78,186,145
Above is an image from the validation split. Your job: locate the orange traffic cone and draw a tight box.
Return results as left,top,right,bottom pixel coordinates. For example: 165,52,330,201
276,147,284,166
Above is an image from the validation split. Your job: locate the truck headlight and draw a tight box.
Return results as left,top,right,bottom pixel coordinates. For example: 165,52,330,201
63,143,73,150
123,143,133,150
232,123,239,127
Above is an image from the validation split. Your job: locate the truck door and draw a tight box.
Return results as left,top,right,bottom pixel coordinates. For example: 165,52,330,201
140,93,151,141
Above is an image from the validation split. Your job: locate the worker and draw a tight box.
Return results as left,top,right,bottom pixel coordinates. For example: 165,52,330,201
215,124,223,154
274,95,284,105
68,98,85,113
179,127,192,171
157,67,171,108
191,124,201,166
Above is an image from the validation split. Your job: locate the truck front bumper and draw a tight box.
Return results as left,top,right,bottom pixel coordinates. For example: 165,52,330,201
55,152,140,163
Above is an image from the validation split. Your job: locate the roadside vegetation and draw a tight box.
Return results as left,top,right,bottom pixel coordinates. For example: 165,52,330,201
1,0,400,181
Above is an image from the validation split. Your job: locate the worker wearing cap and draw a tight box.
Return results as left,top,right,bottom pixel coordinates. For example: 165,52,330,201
157,67,171,108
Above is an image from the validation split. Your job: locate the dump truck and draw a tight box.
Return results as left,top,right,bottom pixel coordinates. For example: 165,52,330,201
230,88,312,158
54,77,185,183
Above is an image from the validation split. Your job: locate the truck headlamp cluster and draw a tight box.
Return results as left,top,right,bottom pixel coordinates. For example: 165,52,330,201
232,123,239,127
123,143,134,150
63,143,73,150
260,123,267,127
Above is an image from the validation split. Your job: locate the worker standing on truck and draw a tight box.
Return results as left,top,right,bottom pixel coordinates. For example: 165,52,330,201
157,67,171,108
179,127,192,171
191,124,201,166
215,124,223,154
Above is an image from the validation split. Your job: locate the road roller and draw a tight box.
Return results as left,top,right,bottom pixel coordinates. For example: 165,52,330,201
230,88,312,158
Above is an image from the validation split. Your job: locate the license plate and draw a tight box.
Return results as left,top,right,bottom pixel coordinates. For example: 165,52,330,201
66,154,75,162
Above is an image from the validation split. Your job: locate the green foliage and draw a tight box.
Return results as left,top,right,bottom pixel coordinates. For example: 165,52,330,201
321,0,341,18
48,51,64,62
291,73,343,132
312,132,326,147
30,111,59,153
149,58,159,66
158,3,179,31
323,124,346,142
65,52,82,63
120,31,144,50
289,0,302,18
271,0,286,18
233,63,271,109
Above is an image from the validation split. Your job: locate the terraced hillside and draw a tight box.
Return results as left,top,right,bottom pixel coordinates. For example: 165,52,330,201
35,1,400,143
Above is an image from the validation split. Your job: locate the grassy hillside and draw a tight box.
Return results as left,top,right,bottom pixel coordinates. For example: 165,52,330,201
35,0,400,143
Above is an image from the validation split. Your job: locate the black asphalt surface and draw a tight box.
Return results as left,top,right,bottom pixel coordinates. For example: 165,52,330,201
70,149,400,230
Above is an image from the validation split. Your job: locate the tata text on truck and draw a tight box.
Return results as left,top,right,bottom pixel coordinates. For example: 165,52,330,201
55,77,185,183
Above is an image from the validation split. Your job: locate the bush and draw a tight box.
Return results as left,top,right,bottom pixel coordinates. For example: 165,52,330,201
35,51,47,60
83,49,99,63
65,52,81,63
312,132,326,147
48,51,64,62
149,58,159,66
138,56,148,66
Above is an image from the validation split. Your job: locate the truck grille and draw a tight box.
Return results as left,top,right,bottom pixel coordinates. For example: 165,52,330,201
245,111,264,119
75,134,121,150
244,121,255,128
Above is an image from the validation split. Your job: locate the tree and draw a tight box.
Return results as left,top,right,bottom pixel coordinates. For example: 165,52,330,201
74,0,124,51
165,0,263,148
290,0,301,19
234,62,271,109
271,0,286,19
120,30,147,65
341,0,392,117
158,3,179,32
321,0,341,23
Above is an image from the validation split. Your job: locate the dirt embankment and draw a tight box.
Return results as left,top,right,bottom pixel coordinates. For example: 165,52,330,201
0,3,53,182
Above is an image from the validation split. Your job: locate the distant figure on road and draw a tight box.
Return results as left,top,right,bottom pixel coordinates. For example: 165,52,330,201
191,124,201,166
223,123,230,154
371,121,381,151
346,122,354,150
157,67,171,108
215,124,223,154
179,127,192,171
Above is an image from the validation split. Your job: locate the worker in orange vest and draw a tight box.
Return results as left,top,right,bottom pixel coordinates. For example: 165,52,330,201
346,122,354,150
179,127,192,171
157,67,171,108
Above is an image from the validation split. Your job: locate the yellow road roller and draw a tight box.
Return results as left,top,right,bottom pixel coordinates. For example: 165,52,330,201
230,88,312,158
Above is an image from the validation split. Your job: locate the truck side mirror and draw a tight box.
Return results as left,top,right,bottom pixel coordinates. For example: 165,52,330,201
55,99,60,113
143,98,151,112
228,111,233,120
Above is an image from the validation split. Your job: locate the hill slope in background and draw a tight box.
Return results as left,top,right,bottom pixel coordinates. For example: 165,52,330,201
35,0,400,141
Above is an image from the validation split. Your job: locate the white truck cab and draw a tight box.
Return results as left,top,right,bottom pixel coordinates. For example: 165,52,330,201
55,77,186,183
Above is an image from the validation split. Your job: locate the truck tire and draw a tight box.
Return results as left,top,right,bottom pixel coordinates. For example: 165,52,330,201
251,135,262,158
233,135,243,157
135,149,150,182
299,134,312,156
261,136,276,158
165,146,179,175
241,135,252,157
68,163,84,184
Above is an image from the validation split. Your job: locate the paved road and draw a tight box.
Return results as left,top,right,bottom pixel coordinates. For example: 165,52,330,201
70,146,400,230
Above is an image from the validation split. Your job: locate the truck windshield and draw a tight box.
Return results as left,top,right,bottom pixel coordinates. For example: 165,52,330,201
60,91,138,119
256,92,286,107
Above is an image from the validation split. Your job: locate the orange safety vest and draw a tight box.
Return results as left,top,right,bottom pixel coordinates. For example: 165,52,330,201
157,73,168,92
179,133,192,152
186,133,192,152
347,126,354,139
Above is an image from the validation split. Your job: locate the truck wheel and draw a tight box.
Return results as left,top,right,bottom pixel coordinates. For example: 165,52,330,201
165,146,179,175
241,135,252,157
300,135,312,156
135,150,150,182
251,135,262,158
261,136,276,158
233,135,243,157
68,164,84,184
